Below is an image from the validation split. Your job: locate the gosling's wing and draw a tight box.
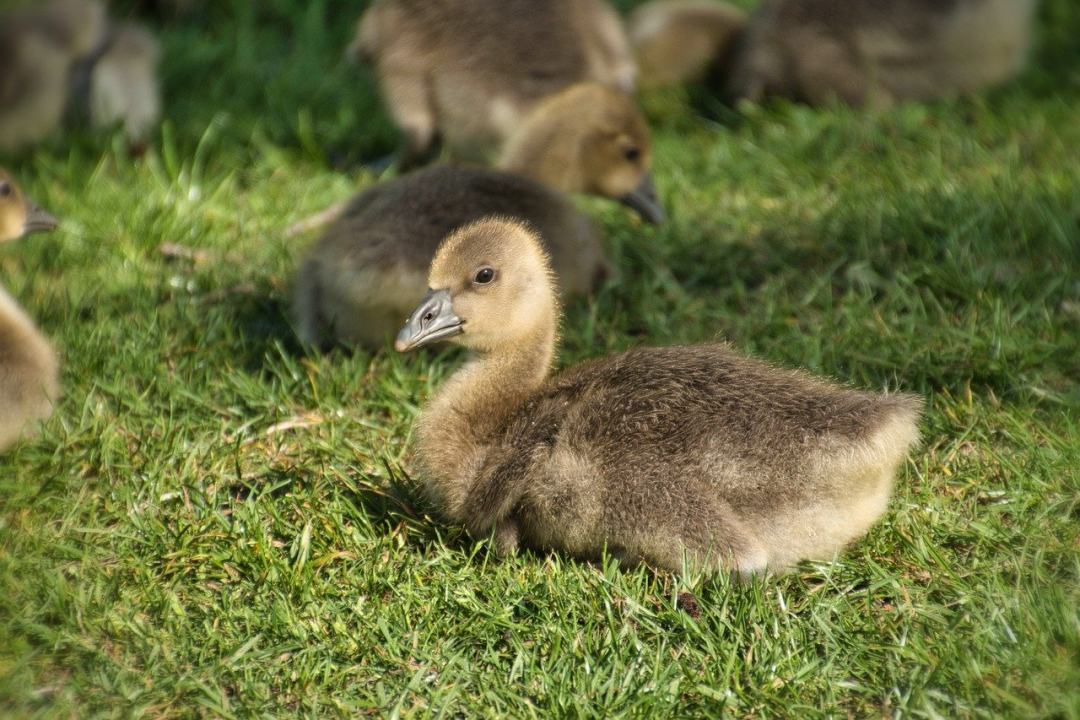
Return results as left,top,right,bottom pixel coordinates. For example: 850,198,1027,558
535,345,915,457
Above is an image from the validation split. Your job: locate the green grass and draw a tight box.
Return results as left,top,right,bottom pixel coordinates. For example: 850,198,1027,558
1,0,1078,716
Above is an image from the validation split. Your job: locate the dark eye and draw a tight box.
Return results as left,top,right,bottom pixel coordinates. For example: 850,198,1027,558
0,183,10,198
473,267,495,285
623,147,640,162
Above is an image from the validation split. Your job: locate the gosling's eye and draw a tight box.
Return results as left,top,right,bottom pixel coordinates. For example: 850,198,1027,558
473,267,495,285
0,183,10,198
623,147,641,162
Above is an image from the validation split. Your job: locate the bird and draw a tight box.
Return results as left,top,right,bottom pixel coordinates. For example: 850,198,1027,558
349,0,637,169
83,21,163,146
0,0,162,152
726,0,1037,107
394,218,923,575
628,0,747,88
293,83,662,349
0,170,61,452
0,0,108,152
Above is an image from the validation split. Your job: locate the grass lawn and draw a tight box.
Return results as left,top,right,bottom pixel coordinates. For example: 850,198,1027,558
1,0,1078,716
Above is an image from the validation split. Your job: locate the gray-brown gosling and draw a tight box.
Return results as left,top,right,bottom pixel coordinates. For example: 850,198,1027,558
727,0,1036,107
350,0,637,168
0,170,60,451
629,0,747,88
394,218,922,575
0,0,161,151
84,21,162,145
0,0,108,152
294,83,662,349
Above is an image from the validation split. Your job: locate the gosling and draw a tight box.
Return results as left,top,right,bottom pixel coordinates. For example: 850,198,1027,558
351,0,637,168
395,218,922,575
629,0,747,88
0,171,61,451
0,0,108,152
83,21,162,145
727,0,1037,107
294,83,662,349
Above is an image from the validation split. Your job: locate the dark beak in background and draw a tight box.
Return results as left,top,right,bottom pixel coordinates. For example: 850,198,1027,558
619,173,665,225
22,204,59,235
395,288,464,352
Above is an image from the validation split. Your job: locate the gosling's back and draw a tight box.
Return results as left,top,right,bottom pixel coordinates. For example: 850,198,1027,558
484,345,921,570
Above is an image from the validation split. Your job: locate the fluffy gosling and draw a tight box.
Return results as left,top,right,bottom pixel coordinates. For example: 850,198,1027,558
395,218,922,575
0,171,61,451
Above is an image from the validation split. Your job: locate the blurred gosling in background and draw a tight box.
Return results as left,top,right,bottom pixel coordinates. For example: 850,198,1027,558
0,0,161,153
350,0,637,169
629,0,1035,107
630,0,747,88
0,0,107,152
82,22,162,146
729,0,1036,106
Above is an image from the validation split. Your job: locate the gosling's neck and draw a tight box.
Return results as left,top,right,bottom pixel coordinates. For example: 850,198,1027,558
415,312,559,520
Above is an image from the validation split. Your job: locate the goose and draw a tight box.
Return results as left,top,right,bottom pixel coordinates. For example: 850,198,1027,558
394,218,922,575
727,0,1037,107
294,83,662,349
350,0,637,168
0,171,61,451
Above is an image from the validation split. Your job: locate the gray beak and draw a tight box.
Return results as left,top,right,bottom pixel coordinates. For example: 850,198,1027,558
395,288,464,352
619,173,665,225
23,203,59,235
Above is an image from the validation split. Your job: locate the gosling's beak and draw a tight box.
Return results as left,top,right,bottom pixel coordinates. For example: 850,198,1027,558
394,288,464,352
619,173,665,225
22,203,59,235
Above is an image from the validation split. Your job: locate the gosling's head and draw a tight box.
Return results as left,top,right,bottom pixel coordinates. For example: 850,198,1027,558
395,218,558,353
0,170,59,244
506,83,665,224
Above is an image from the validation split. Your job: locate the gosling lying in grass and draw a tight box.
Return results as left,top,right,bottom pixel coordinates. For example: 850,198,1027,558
293,83,661,349
0,171,61,451
394,218,922,575
350,0,637,168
